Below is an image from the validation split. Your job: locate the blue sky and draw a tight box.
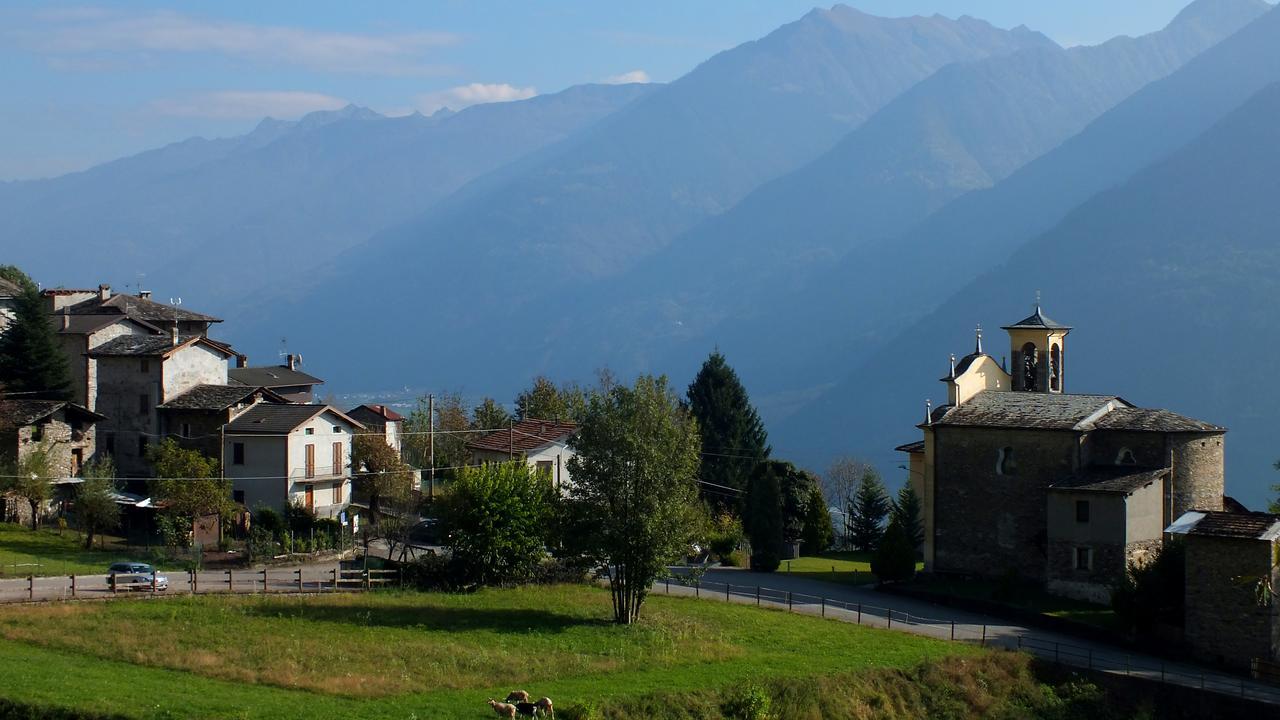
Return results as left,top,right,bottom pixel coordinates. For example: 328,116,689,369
1,1,1206,180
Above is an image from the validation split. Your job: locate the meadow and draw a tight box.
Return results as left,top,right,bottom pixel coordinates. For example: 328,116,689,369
0,584,1127,719
0,522,170,578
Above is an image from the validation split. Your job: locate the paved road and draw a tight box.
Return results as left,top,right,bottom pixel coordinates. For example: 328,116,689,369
658,567,1280,706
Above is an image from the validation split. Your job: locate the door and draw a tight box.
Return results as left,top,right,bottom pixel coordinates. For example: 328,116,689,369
332,442,343,477
305,444,315,478
304,484,314,510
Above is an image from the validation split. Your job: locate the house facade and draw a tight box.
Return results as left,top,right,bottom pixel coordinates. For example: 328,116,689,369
346,404,404,453
223,404,363,518
898,303,1225,603
0,399,105,524
466,418,577,490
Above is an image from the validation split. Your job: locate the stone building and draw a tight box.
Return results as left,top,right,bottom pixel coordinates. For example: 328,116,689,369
1168,510,1280,669
897,302,1226,602
0,399,105,524
228,355,323,403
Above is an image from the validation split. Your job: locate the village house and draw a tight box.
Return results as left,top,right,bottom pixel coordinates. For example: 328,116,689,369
466,418,577,490
156,384,288,460
228,355,323,403
222,403,363,517
0,399,105,524
43,285,221,337
897,302,1225,604
346,404,405,453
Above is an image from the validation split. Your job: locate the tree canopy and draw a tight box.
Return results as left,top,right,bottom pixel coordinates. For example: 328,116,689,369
891,482,925,554
76,458,120,549
686,351,769,510
2,441,56,529
145,439,231,521
848,468,890,551
0,269,72,400
566,374,702,624
801,485,834,555
515,376,588,422
743,461,785,572
352,432,416,517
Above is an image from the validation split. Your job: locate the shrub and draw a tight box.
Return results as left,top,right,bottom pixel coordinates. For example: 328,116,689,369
721,548,749,568
870,517,916,583
556,702,597,720
254,507,284,538
749,550,780,573
708,513,744,560
531,556,591,585
722,684,771,720
401,553,462,591
438,461,558,586
1113,538,1185,634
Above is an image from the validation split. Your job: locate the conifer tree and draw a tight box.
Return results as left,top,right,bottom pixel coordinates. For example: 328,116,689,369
686,351,769,510
848,469,890,551
743,461,784,572
801,485,835,555
871,516,917,583
0,269,72,400
891,482,925,554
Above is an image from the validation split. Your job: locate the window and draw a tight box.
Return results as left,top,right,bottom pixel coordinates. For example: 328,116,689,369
140,359,150,373
1049,344,1061,392
181,423,192,438
304,484,314,510
71,448,83,476
536,460,554,479
31,423,44,442
332,425,342,434
333,481,343,504
996,447,1016,476
332,442,343,476
1021,342,1038,391
233,490,245,505
138,393,150,414
304,427,315,436
1075,547,1092,571
305,444,315,478
1116,447,1137,465
232,442,245,465
1075,500,1090,523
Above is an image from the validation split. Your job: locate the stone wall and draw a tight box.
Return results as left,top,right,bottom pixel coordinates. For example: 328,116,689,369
932,426,1078,580
1169,434,1224,515
1046,539,1125,604
1184,535,1279,668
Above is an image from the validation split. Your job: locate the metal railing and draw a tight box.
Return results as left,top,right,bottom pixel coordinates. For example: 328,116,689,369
656,577,1280,706
0,566,403,602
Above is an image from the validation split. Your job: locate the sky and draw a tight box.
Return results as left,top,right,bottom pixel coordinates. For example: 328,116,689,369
1,0,1208,181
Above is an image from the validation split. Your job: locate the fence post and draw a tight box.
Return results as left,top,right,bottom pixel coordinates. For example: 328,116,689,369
28,575,34,600
821,597,825,618
227,569,233,592
193,570,198,594
331,568,338,591
951,621,956,641
110,573,117,595
695,580,699,598
857,603,862,624
261,568,268,593
151,571,157,592
756,586,760,606
980,625,986,647
887,610,892,629
187,570,193,594
1017,635,1022,650
787,592,792,611
725,583,730,602
297,568,303,593
70,575,76,599
399,566,404,589
364,569,370,591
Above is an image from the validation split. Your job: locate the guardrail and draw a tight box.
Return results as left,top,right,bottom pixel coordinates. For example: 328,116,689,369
2,566,403,602
655,577,1280,706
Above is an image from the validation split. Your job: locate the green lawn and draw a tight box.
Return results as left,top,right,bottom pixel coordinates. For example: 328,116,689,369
0,522,170,577
778,551,923,587
0,585,981,719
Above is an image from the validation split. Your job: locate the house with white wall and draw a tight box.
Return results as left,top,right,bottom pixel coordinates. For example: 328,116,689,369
222,404,363,518
466,418,577,491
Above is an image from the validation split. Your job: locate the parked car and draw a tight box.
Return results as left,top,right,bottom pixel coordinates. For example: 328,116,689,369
107,562,168,591
407,518,444,546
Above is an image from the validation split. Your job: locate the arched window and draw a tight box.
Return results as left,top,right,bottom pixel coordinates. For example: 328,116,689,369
1116,447,1137,466
1021,342,1038,391
1049,344,1061,392
996,446,1016,476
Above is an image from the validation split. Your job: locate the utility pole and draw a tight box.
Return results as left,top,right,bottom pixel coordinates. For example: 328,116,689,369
428,394,435,500
508,419,514,460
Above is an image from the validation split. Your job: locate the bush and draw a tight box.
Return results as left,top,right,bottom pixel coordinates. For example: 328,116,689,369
722,684,771,720
870,518,916,583
1113,538,1185,634
400,552,462,591
749,550,780,573
708,513,745,561
438,462,558,586
721,548,749,568
531,556,591,585
556,702,597,720
254,507,284,537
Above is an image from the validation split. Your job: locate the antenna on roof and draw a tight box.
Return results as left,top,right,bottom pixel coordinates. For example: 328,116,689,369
169,297,182,306
131,272,146,297
1034,289,1042,311
975,324,983,354
278,337,289,360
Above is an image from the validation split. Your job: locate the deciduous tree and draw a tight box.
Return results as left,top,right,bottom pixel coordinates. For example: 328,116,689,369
824,456,871,543
352,433,415,517
565,375,701,624
439,460,557,586
686,351,769,511
514,376,587,422
76,458,119,548
3,441,56,529
145,439,231,523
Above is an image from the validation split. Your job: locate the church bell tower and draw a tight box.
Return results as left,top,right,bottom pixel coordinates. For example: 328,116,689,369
1002,295,1071,393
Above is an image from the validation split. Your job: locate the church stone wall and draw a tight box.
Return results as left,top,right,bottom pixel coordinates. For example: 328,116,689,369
1184,535,1279,668
1169,433,1224,514
1083,430,1167,468
932,426,1078,580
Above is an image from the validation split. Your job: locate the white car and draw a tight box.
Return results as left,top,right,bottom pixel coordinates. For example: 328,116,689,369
108,562,168,591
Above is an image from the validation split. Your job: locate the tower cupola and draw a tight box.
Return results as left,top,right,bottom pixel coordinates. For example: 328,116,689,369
1001,295,1071,393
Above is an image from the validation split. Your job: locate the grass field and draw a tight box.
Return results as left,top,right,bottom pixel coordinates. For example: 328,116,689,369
0,584,997,719
0,522,171,578
777,552,924,587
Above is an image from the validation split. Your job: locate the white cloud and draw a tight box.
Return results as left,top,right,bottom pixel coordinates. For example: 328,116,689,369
415,83,537,114
603,70,651,85
19,8,458,76
148,90,349,119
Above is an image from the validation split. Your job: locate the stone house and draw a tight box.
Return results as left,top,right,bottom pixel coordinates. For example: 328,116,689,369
1168,510,1280,669
50,313,159,410
156,384,288,461
43,285,221,337
897,303,1225,602
222,403,363,518
87,332,237,476
0,399,105,524
466,418,577,491
228,355,323,403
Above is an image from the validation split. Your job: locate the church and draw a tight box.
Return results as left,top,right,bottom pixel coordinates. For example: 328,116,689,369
897,301,1226,603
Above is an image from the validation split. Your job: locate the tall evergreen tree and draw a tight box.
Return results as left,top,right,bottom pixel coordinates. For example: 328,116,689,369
0,270,71,400
848,469,890,551
472,396,511,430
686,351,769,511
743,461,784,572
891,482,925,554
801,485,835,555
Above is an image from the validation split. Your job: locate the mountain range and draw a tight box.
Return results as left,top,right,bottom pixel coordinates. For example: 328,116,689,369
4,0,1279,507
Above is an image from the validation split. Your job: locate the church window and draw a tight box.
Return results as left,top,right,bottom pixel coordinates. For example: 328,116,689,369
996,446,1017,475
1049,344,1061,392
1075,500,1090,523
1021,343,1038,390
1075,547,1092,571
1115,447,1137,466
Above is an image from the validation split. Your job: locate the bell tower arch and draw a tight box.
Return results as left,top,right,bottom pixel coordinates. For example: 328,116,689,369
1002,296,1071,394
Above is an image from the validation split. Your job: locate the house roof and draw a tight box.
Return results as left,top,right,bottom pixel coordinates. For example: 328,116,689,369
0,277,22,297
224,403,363,434
1089,407,1224,433
228,365,324,389
0,399,105,426
939,352,1003,382
87,334,234,358
51,314,160,336
347,404,405,423
894,440,925,454
1001,305,1071,331
68,293,221,324
931,391,1125,430
1050,467,1168,495
157,384,285,411
466,418,577,454
1166,511,1280,541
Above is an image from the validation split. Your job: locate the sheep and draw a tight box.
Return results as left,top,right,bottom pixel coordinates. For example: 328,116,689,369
487,699,517,719
534,697,554,718
513,702,538,717
505,690,531,703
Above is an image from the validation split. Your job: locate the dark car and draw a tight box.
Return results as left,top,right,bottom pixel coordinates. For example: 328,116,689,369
407,518,444,546
108,562,168,591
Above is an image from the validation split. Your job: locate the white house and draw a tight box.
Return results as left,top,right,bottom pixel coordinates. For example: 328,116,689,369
466,418,577,491
346,404,405,453
222,403,363,518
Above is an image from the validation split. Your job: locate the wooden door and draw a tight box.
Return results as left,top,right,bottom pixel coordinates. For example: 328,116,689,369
332,442,343,476
304,484,314,510
305,444,315,478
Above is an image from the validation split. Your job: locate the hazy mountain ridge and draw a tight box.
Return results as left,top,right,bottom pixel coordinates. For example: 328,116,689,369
774,79,1280,508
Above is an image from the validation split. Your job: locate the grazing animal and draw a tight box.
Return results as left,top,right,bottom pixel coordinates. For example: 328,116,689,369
514,702,538,717
487,699,517,719
505,690,531,703
535,697,554,718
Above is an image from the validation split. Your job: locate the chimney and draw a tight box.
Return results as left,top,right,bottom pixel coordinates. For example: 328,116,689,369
98,284,110,301
287,354,297,371
236,354,248,368
170,324,180,346
139,290,151,300
60,313,70,330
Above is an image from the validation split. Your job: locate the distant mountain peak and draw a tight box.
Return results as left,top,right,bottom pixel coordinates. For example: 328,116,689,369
1168,0,1272,30
296,104,382,130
